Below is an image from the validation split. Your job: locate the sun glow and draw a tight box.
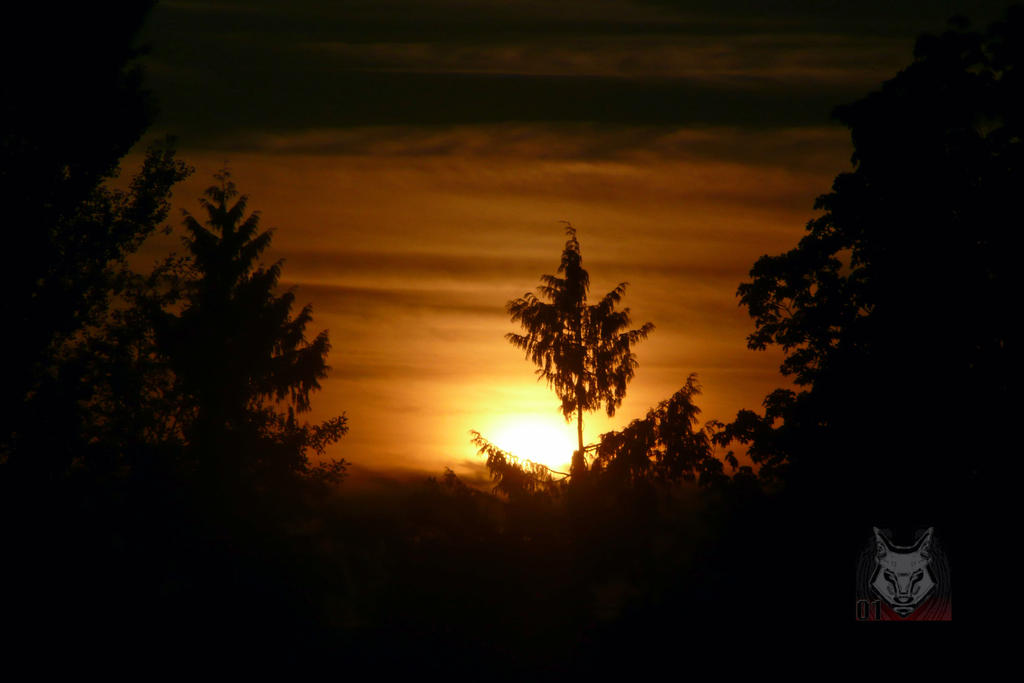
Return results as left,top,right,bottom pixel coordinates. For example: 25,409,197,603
489,415,577,473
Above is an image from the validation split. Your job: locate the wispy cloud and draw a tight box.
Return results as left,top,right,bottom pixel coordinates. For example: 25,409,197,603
141,0,1009,143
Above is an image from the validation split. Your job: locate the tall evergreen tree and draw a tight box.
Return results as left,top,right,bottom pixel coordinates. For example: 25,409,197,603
157,171,347,489
506,225,654,478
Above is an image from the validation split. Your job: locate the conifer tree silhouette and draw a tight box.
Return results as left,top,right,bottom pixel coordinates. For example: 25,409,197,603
506,225,653,478
157,170,346,487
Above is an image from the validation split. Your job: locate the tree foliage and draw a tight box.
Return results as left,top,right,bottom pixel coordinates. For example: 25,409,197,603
724,8,1019,508
592,374,730,488
2,1,160,389
0,138,191,475
470,430,568,501
0,1,190,476
156,171,347,488
506,225,654,475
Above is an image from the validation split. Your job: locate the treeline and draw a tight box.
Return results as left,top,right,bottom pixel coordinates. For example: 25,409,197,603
0,3,351,667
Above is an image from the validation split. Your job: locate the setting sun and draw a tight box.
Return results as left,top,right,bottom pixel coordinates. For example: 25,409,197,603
489,415,577,473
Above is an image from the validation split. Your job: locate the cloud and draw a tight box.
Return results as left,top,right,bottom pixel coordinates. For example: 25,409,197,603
140,0,1013,143
282,249,549,284
304,33,908,83
636,0,1010,36
202,124,851,173
149,68,860,144
284,281,505,319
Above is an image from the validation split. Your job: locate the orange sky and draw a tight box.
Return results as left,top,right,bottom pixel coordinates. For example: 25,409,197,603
128,0,1013,481
129,123,853,479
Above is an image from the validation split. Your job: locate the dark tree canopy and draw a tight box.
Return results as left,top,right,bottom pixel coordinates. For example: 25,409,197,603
2,1,161,367
0,2,187,476
593,374,728,488
156,171,347,487
506,225,654,476
724,8,1019,527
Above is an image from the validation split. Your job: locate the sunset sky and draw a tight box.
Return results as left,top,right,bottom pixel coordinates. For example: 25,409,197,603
129,0,1011,481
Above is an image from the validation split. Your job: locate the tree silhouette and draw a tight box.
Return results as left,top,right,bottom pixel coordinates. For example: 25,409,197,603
0,0,187,477
592,374,728,488
470,430,568,501
722,8,1019,536
156,170,347,490
506,225,654,478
